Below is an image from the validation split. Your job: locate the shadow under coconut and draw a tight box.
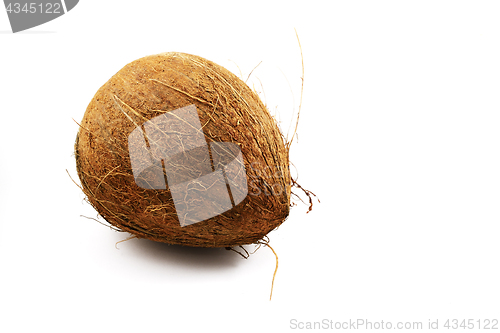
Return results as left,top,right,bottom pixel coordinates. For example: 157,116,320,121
114,233,250,271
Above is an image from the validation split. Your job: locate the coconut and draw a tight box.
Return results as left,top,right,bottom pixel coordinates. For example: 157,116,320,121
75,52,295,248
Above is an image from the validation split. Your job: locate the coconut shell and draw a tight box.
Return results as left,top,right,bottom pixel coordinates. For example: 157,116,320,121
75,52,291,247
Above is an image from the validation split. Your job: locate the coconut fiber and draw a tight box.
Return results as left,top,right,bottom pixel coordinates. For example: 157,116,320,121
75,52,294,247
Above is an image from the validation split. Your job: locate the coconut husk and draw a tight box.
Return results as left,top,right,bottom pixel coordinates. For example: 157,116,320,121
75,52,294,248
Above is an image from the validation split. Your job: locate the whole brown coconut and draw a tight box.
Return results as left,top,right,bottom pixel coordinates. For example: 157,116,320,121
75,52,292,247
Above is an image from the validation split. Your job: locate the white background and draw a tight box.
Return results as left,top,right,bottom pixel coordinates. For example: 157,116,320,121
1,1,499,332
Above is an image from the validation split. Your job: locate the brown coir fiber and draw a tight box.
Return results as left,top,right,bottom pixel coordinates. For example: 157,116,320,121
75,52,294,247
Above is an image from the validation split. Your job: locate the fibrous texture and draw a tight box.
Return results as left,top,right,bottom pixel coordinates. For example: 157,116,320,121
75,52,291,247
